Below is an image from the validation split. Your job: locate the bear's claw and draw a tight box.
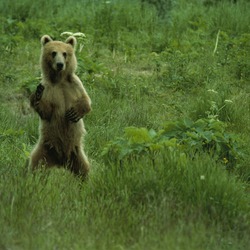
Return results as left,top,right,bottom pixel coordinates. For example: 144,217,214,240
65,108,81,122
35,84,45,100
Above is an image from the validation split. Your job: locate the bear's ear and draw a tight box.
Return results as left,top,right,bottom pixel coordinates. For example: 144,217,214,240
41,35,53,46
65,36,77,48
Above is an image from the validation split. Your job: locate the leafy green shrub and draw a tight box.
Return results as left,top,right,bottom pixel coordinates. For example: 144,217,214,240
0,17,24,54
215,32,250,85
102,116,243,168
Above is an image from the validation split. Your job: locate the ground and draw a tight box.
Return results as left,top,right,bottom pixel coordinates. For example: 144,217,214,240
0,0,249,249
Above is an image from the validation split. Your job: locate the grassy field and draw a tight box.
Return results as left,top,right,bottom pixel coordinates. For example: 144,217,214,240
0,0,249,249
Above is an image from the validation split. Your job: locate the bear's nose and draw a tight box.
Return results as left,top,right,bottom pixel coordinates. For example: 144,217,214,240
57,62,64,71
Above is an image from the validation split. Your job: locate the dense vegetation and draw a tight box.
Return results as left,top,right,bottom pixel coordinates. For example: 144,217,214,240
0,0,249,249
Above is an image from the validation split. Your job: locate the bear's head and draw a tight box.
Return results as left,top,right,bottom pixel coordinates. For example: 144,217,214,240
40,35,77,81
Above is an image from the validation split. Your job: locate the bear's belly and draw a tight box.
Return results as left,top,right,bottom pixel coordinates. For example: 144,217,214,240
39,119,85,156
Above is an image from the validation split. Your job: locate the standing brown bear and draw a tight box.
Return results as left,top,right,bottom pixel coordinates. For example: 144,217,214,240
29,35,91,178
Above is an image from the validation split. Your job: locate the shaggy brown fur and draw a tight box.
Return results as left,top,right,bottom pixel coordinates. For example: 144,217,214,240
29,35,91,178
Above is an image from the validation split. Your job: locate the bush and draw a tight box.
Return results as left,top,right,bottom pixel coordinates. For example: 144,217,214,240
102,116,243,169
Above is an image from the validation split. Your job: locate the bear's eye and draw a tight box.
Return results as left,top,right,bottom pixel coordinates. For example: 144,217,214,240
52,51,57,58
63,52,67,58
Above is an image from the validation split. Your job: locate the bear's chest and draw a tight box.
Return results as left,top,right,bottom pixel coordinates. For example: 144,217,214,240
43,83,80,115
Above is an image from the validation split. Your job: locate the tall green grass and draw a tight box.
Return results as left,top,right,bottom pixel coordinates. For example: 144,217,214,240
0,150,249,249
0,0,249,249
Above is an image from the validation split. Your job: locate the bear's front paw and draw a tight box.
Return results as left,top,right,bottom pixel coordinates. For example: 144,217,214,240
35,84,44,101
65,108,81,123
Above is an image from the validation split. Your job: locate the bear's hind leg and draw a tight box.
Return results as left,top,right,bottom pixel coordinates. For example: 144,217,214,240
69,147,90,178
29,143,47,170
29,144,61,170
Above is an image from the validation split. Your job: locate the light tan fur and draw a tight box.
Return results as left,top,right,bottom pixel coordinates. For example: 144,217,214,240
29,35,91,178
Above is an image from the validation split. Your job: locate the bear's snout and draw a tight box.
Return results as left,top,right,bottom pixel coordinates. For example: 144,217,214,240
56,62,64,71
